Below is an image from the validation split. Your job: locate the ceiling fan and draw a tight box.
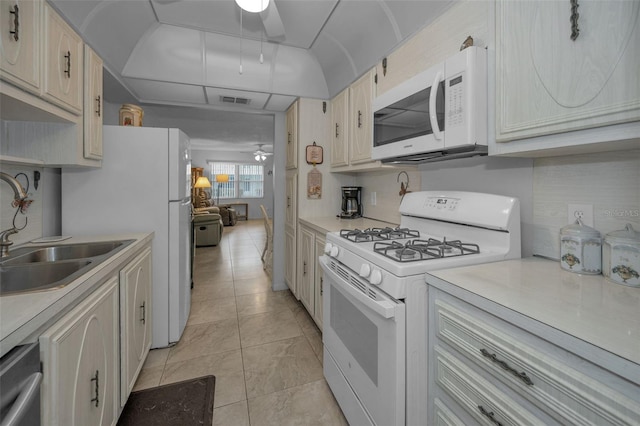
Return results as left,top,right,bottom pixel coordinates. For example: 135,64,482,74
253,144,273,162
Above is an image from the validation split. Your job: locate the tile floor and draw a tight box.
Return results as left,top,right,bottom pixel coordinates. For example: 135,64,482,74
132,219,348,425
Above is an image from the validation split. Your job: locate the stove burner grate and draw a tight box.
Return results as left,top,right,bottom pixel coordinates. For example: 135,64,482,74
374,238,480,262
340,227,420,243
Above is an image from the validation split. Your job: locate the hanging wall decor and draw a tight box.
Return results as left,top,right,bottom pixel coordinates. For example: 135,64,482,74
306,141,323,165
307,168,322,199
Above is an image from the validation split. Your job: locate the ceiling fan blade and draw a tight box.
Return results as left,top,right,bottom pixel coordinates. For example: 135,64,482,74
260,1,285,41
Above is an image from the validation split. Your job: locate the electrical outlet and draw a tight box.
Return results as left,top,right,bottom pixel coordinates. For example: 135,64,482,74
568,204,594,227
371,191,377,206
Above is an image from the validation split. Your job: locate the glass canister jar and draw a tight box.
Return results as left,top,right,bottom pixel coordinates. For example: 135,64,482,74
603,223,640,287
560,218,602,274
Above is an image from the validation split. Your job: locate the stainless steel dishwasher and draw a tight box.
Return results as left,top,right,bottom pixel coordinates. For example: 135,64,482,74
0,342,42,426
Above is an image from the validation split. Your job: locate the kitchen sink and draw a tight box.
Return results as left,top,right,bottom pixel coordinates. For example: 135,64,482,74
0,260,92,296
2,241,130,266
0,240,134,296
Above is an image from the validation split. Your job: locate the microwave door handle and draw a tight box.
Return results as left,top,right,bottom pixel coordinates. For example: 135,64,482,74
429,71,443,141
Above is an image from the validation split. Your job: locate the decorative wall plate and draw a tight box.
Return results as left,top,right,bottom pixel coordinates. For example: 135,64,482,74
306,142,323,165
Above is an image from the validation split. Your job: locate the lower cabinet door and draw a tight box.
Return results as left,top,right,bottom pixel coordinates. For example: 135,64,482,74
120,247,152,406
40,277,119,426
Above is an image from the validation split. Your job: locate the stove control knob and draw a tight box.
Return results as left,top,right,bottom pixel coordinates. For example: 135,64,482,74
369,269,383,285
329,245,340,257
324,243,332,255
359,264,371,278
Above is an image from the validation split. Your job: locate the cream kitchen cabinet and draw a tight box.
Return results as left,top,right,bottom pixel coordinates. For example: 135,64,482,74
43,1,83,115
494,0,640,156
285,229,297,297
119,247,152,407
427,286,640,426
0,1,102,167
330,87,349,167
331,69,388,172
349,69,375,164
284,171,297,296
297,226,314,315
84,45,103,160
297,223,324,328
286,100,298,169
0,0,41,94
40,277,120,426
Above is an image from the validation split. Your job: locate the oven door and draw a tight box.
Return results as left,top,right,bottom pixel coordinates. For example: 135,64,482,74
320,255,405,426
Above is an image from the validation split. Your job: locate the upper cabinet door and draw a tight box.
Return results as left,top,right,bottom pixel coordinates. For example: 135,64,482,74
286,100,298,169
349,69,375,164
43,2,83,115
330,88,349,167
84,45,103,160
495,0,640,143
0,0,40,94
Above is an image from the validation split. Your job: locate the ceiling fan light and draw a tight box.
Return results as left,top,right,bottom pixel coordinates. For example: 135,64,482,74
235,0,269,13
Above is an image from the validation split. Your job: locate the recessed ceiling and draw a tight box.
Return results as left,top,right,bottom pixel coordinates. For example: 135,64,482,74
49,0,455,150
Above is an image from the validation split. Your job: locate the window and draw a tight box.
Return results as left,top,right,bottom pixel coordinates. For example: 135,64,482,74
208,162,264,200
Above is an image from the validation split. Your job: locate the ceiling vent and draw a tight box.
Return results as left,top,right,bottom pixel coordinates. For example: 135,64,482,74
220,96,251,105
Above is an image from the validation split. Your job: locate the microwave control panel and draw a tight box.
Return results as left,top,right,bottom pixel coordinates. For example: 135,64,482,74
447,73,465,128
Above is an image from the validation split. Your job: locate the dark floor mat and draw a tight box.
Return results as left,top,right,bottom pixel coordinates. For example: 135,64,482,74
118,375,215,426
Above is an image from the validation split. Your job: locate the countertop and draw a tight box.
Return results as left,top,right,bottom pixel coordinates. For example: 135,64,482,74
298,216,399,235
427,256,640,367
0,233,154,357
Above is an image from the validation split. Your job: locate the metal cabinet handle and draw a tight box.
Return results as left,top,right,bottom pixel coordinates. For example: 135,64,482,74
480,348,534,386
570,0,580,41
140,301,146,324
320,277,323,295
303,261,307,275
90,370,99,407
287,132,291,145
287,196,291,208
9,4,19,41
95,95,101,117
64,51,71,78
335,123,339,138
357,110,362,128
478,406,503,426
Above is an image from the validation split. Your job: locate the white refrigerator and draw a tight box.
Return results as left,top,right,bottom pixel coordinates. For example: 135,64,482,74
61,125,192,348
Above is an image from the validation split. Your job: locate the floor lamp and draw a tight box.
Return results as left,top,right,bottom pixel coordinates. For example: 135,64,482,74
215,174,229,205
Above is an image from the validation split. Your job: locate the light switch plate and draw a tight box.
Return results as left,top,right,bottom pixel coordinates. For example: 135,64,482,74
568,204,594,227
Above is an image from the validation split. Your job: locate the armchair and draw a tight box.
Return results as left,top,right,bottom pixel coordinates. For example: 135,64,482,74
193,211,223,246
193,195,237,226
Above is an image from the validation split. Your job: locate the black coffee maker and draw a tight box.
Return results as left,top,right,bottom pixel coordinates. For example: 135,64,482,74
340,186,362,219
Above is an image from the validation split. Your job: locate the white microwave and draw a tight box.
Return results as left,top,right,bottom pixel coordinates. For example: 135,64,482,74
371,46,487,164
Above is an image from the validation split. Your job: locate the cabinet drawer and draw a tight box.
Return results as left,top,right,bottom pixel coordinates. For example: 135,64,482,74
433,398,465,426
434,346,544,426
434,298,640,425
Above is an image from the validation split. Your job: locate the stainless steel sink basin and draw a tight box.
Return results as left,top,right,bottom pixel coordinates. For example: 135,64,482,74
0,260,92,296
3,241,130,266
0,239,134,296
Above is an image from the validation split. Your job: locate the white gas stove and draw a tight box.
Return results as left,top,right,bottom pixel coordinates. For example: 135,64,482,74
320,191,521,426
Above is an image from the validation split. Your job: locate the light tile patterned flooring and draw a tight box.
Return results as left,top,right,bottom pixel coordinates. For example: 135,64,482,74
132,220,348,425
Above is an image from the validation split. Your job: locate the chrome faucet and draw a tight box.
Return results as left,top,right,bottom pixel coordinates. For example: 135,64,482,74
1,172,30,258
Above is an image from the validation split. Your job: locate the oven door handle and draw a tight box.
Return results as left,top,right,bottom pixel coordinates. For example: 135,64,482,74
320,257,397,319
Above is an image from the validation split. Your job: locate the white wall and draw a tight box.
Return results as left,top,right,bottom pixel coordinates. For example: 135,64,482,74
533,150,640,259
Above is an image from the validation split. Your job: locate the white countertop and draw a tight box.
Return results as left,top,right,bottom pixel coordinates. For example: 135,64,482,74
298,216,399,234
0,233,153,357
427,256,640,366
